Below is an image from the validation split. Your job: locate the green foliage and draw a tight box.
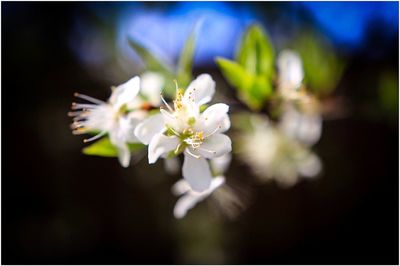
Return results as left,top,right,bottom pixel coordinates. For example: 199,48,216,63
82,137,145,157
216,24,275,111
177,25,197,88
378,70,398,115
215,58,251,90
294,32,345,95
83,137,119,157
128,38,174,76
236,24,275,77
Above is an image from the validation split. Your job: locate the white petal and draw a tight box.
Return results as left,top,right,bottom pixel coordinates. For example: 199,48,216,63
117,112,146,143
197,134,232,159
134,113,165,145
196,103,230,135
182,152,212,192
183,74,215,106
173,194,201,219
210,153,232,175
160,109,185,133
110,76,140,109
148,134,179,164
296,114,322,146
279,105,322,146
171,179,191,196
140,72,164,106
277,50,304,90
298,153,322,178
173,176,225,219
117,144,131,168
209,176,225,191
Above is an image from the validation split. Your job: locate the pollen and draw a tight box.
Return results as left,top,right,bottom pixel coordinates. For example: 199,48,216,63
173,88,184,111
193,131,204,142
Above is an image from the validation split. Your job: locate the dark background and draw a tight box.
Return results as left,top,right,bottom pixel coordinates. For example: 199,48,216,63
2,2,399,264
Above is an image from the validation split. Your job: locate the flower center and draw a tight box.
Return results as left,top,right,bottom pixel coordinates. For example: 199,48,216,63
183,130,204,149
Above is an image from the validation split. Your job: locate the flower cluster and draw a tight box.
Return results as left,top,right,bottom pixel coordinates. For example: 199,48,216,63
68,23,337,219
70,73,232,218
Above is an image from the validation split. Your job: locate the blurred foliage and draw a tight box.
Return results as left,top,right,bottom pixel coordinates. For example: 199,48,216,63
128,39,174,76
129,23,199,98
378,70,398,119
176,26,197,89
82,137,144,157
216,24,274,111
293,31,345,95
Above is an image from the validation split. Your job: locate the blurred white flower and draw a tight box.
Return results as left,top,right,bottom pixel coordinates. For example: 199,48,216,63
276,50,323,146
140,72,165,107
69,73,164,167
135,74,232,192
279,104,322,146
237,115,322,187
172,176,225,219
277,49,304,92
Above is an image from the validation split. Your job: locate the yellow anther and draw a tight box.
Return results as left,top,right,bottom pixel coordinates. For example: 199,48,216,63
193,131,204,142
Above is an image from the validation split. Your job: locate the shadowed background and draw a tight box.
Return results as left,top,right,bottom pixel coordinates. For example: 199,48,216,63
2,2,398,264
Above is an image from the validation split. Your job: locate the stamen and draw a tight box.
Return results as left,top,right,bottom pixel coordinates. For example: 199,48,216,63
73,113,90,121
190,88,196,102
205,125,222,138
68,111,86,117
170,127,181,136
186,148,201,159
160,93,174,112
71,103,97,110
173,79,179,91
74,92,105,105
198,147,217,155
174,143,182,154
83,131,107,143
70,122,84,129
72,128,88,135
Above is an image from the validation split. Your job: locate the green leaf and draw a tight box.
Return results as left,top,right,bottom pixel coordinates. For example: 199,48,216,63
215,57,253,91
82,137,119,157
82,137,145,157
216,57,271,111
245,75,272,110
128,38,174,76
294,32,345,95
236,24,275,77
176,24,198,87
128,143,146,151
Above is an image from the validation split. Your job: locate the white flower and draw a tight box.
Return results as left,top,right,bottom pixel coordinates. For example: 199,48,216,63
237,115,321,187
277,49,304,92
171,176,225,219
134,74,232,192
69,74,164,167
